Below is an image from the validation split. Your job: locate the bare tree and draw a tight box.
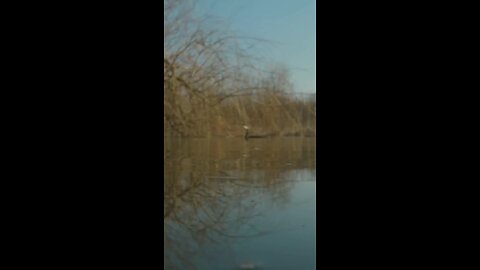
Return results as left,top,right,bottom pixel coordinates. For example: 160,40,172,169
164,0,315,138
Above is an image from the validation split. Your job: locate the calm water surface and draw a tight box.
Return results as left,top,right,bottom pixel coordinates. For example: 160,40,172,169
164,138,316,270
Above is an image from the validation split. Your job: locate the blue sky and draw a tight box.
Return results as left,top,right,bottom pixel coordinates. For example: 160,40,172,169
194,0,316,94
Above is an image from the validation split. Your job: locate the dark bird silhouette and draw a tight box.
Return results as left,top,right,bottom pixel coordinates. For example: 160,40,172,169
243,125,269,140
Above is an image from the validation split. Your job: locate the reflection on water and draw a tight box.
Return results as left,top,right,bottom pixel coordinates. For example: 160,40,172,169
164,138,316,270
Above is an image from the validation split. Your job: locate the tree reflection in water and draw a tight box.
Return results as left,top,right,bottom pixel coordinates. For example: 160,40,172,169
164,138,315,270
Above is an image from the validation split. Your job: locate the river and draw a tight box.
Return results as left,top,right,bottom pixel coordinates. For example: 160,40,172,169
164,137,316,270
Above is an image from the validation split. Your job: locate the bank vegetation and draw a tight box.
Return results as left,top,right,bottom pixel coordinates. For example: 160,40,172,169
164,0,316,138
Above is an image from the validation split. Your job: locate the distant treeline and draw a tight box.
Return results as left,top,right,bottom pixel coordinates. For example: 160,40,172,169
164,0,316,138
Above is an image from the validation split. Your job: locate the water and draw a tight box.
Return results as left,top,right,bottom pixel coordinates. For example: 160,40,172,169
164,137,316,270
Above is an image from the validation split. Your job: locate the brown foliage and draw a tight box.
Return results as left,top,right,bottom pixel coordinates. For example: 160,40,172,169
164,0,315,138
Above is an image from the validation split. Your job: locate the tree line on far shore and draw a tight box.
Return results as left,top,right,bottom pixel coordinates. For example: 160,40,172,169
164,0,316,138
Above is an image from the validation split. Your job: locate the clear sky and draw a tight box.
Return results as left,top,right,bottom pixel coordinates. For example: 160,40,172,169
194,0,316,94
